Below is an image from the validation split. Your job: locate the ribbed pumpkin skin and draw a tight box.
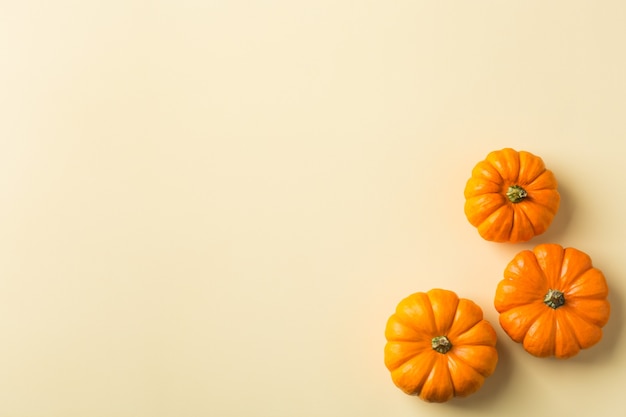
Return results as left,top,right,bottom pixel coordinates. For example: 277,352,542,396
495,244,611,359
384,289,498,403
464,148,560,243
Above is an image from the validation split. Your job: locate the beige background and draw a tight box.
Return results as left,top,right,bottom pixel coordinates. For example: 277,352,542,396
1,1,625,416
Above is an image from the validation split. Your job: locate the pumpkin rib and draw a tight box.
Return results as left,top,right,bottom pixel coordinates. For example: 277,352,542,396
564,269,609,299
510,251,539,273
534,244,565,289
486,148,520,183
523,309,557,357
562,299,610,327
561,306,594,346
447,349,491,379
464,177,502,199
427,289,460,335
450,320,497,347
517,203,544,236
524,190,560,214
385,315,428,342
464,193,507,226
565,287,609,301
494,280,546,311
446,353,486,397
517,151,546,186
497,303,545,342
509,205,535,243
470,160,504,187
559,304,601,328
450,345,498,377
446,299,484,339
560,308,604,350
390,309,430,337
556,248,593,290
521,198,559,235
390,349,436,375
390,350,438,394
384,341,431,370
419,354,455,402
553,310,581,359
522,198,559,218
394,292,437,335
388,308,422,330
508,203,517,240
503,249,545,282
524,170,558,191
477,205,514,242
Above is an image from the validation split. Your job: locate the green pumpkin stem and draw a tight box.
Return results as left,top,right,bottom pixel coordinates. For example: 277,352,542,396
506,185,528,203
544,289,565,309
431,336,452,354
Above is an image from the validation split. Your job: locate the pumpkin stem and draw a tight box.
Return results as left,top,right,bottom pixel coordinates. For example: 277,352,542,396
431,336,452,354
544,289,565,309
506,185,528,203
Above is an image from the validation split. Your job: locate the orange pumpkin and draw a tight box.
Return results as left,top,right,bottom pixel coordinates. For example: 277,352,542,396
494,243,610,358
464,148,560,243
384,289,498,402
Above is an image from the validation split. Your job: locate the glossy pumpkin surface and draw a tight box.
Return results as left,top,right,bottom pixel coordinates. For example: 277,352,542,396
384,289,498,402
464,148,560,243
495,243,610,359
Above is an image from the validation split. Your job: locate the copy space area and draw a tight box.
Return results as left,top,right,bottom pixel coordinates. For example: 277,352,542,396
1,1,625,416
